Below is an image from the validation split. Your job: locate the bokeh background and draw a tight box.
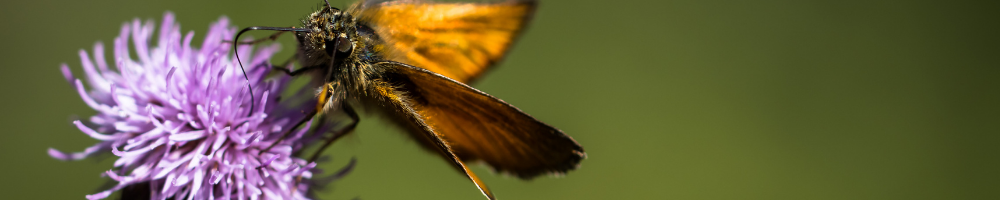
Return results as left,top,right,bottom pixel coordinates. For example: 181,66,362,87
1,0,997,199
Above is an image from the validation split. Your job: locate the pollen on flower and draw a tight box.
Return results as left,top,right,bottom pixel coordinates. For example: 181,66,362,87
48,12,352,200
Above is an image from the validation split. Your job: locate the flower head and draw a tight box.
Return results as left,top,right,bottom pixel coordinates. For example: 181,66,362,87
50,12,330,199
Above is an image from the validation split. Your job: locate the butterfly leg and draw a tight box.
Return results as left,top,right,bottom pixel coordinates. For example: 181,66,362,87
290,104,359,193
287,104,359,194
272,64,322,76
259,108,318,155
293,113,328,158
261,51,324,77
307,103,359,163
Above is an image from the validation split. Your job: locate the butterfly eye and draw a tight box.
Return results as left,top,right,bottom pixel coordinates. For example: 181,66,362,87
337,36,352,53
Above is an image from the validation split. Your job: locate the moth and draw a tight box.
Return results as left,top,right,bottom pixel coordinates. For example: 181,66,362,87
234,0,585,199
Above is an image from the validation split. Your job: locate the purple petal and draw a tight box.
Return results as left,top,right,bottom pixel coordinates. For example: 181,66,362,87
79,49,110,93
60,64,75,85
169,130,206,141
74,120,117,141
93,42,110,73
74,80,116,114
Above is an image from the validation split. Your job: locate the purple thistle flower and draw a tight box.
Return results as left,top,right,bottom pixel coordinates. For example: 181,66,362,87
49,12,331,200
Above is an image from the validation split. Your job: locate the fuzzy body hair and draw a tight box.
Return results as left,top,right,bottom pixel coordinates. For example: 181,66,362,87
295,7,389,113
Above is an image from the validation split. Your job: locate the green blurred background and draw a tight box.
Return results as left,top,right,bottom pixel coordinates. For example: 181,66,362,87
1,0,997,199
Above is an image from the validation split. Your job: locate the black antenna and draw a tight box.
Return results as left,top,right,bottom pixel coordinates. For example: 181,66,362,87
233,26,311,117
324,0,334,10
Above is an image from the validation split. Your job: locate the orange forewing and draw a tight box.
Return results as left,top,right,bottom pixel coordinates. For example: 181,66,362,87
376,61,585,179
352,0,536,83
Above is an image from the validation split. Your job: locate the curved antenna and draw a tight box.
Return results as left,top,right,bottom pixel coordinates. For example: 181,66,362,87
324,0,334,10
233,26,311,117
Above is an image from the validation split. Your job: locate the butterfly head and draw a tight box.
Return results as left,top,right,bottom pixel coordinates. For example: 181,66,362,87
298,6,360,70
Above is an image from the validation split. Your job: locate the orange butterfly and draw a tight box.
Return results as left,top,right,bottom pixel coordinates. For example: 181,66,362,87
234,0,585,199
